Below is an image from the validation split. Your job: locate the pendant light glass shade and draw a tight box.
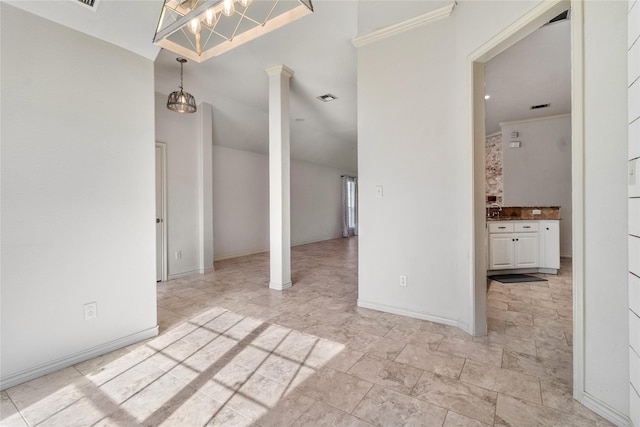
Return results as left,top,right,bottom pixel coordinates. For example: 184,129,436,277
167,57,197,114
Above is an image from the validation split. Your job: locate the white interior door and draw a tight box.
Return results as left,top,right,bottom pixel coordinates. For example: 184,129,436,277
155,143,167,282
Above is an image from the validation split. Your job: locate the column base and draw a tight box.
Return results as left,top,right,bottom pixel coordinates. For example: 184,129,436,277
269,281,292,291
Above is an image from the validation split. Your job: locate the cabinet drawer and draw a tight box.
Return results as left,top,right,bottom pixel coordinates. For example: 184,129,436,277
515,222,538,232
489,222,514,233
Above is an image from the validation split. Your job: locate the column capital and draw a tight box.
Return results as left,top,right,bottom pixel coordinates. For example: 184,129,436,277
265,65,294,79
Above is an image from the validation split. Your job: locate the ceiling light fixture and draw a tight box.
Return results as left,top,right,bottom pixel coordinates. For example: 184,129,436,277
167,57,197,114
153,0,314,63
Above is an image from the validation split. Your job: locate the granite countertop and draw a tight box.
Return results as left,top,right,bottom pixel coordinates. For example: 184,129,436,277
486,206,561,221
486,217,562,221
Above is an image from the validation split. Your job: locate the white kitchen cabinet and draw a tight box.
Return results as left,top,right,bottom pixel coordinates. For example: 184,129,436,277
514,233,539,268
488,219,560,274
538,220,560,271
488,221,539,270
489,234,515,269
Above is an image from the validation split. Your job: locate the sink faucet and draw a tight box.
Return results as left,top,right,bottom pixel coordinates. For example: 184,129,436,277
487,202,502,218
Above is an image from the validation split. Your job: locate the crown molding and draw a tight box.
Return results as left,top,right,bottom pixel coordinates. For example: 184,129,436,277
352,1,456,48
499,113,571,127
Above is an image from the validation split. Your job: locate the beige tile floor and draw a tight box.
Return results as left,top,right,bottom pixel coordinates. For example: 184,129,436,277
1,238,614,426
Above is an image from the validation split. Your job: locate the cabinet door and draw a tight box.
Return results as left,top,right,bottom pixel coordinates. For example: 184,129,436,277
489,234,514,269
540,221,560,269
515,233,538,268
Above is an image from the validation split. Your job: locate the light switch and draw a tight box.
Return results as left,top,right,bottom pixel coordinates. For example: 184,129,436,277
375,185,383,198
509,141,521,148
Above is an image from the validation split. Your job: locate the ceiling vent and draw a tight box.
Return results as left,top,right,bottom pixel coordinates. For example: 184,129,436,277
317,94,338,102
547,10,570,25
530,103,550,110
73,0,99,11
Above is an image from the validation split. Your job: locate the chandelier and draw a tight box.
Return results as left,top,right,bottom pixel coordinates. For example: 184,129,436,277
153,0,314,63
167,57,197,113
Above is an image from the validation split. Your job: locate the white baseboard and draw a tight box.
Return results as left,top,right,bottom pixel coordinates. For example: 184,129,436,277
213,248,268,262
357,299,470,334
580,391,632,426
292,235,344,247
167,269,206,280
212,236,345,263
270,281,292,291
0,326,158,390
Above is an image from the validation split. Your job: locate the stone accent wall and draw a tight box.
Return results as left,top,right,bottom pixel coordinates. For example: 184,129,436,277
485,133,503,203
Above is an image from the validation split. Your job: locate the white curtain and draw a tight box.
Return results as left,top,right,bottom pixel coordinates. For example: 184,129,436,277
341,176,358,237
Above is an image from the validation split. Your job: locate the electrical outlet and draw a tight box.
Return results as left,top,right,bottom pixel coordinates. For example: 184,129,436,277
175,250,182,259
400,275,407,287
84,302,97,320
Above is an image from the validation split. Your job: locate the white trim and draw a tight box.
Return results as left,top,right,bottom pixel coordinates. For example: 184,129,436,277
357,300,471,334
351,2,455,48
0,326,158,390
468,0,568,63
269,281,292,291
292,235,344,248
469,0,592,403
155,142,168,283
167,269,206,280
499,113,572,127
581,391,632,427
570,0,586,403
214,248,269,262
212,237,343,263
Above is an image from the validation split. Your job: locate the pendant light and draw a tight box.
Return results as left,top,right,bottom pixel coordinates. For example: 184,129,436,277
167,57,197,114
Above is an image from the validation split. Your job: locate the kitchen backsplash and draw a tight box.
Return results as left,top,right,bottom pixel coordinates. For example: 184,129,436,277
485,133,503,204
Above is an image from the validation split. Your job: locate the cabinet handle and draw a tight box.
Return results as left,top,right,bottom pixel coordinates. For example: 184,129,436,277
523,226,531,229
546,227,550,230
516,238,519,241
498,226,506,229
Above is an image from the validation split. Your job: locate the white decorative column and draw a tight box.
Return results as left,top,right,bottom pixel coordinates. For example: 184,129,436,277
198,102,214,273
266,65,293,290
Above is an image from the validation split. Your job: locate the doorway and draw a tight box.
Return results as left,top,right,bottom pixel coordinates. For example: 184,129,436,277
156,142,168,282
470,0,586,401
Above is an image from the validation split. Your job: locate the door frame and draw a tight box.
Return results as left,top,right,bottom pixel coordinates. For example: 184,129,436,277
156,142,168,282
468,0,585,400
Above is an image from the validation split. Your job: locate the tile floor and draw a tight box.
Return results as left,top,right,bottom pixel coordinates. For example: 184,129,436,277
1,238,614,426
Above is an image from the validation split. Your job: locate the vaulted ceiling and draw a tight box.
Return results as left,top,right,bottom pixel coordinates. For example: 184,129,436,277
7,1,569,172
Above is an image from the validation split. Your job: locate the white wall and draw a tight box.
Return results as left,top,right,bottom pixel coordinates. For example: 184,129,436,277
501,115,572,256
156,97,349,263
583,1,630,418
211,145,348,260
155,93,202,277
155,95,214,278
212,146,345,261
0,4,157,387
291,161,344,246
357,0,537,330
628,1,640,424
212,145,270,259
357,0,630,420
